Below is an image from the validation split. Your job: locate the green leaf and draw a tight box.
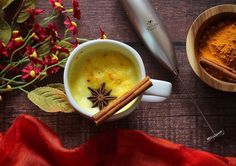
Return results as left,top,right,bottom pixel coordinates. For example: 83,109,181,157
57,40,74,68
16,0,36,23
47,83,65,93
37,40,51,55
58,40,74,52
0,0,15,9
58,60,67,68
0,16,11,45
28,87,75,113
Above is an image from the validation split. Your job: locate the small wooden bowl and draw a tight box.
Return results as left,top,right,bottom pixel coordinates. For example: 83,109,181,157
186,4,236,92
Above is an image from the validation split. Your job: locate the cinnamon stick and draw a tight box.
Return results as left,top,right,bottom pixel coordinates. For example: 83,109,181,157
92,76,152,125
93,76,150,120
199,57,236,82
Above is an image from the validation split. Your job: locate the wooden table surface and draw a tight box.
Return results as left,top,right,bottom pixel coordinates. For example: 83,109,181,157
0,0,236,157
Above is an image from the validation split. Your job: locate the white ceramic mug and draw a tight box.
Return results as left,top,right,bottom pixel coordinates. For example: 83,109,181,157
64,39,172,121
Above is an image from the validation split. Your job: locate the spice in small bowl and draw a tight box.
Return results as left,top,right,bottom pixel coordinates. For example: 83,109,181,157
198,19,236,83
186,4,236,92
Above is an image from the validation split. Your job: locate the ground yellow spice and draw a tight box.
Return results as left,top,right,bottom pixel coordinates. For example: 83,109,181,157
199,19,236,82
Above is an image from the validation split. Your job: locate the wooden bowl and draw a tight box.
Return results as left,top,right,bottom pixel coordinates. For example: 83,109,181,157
186,4,236,92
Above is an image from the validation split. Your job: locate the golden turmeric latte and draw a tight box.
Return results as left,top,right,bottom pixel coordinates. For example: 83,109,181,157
198,19,236,83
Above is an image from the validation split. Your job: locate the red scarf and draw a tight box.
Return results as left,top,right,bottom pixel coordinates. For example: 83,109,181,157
0,114,235,166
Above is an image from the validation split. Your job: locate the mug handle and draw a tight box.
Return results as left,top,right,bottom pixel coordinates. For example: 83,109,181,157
141,79,172,102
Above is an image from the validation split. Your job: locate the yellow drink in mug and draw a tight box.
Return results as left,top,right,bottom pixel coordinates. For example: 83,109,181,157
68,49,141,114
64,39,172,121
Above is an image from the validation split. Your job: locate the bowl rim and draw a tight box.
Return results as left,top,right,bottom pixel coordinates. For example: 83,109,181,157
186,4,236,92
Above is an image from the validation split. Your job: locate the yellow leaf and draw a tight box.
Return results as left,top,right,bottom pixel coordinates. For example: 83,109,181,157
28,87,74,113
16,0,36,23
0,0,15,9
0,16,11,45
47,83,65,93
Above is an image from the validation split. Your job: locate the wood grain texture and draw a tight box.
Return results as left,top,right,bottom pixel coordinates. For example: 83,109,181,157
0,0,236,157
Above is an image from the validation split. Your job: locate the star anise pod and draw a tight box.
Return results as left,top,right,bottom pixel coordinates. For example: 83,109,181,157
87,83,116,110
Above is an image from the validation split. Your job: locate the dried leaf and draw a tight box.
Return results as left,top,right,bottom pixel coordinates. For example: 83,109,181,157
58,61,66,68
57,40,74,68
0,0,15,9
0,16,11,45
47,83,65,93
28,87,74,113
58,40,74,52
37,40,51,55
16,0,36,23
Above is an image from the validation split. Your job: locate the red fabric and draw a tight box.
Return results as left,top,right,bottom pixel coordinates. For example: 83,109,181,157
0,115,235,166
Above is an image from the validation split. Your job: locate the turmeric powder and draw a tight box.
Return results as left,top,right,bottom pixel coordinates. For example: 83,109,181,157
198,19,236,82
